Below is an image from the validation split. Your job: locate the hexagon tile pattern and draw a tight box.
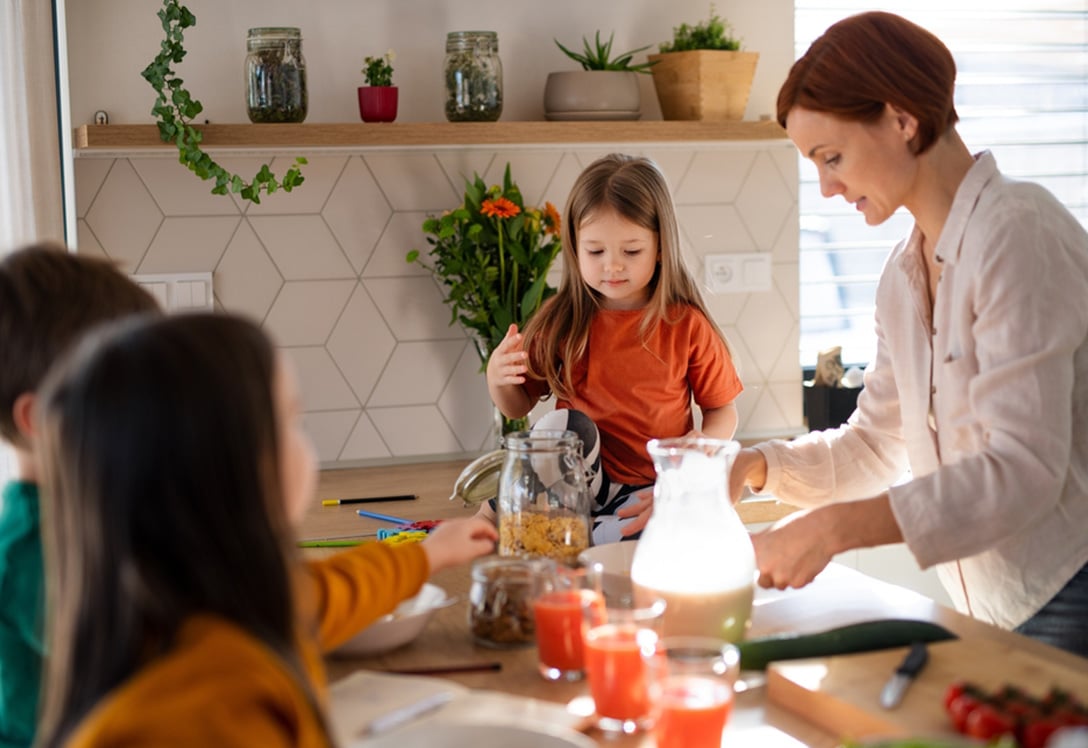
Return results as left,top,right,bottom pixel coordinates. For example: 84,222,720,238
72,141,803,468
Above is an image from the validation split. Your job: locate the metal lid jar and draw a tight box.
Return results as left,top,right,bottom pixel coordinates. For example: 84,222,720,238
496,430,591,566
468,556,552,648
444,30,503,122
245,27,308,123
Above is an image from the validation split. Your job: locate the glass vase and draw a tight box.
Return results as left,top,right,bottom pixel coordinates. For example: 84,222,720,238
493,406,529,447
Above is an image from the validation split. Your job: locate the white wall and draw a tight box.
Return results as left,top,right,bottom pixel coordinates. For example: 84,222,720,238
63,1,804,466
64,0,793,128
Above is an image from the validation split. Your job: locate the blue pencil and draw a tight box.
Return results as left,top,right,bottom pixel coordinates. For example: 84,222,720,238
356,508,411,524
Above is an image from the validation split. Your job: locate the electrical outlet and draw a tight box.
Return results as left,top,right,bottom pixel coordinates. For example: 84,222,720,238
704,253,772,294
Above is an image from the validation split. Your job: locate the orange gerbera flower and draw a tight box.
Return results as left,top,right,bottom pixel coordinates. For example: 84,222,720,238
543,201,561,235
481,196,520,219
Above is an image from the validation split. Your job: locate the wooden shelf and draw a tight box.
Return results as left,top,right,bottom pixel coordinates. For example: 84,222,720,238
75,120,787,150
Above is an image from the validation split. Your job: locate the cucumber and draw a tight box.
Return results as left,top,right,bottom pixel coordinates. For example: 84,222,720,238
736,618,957,671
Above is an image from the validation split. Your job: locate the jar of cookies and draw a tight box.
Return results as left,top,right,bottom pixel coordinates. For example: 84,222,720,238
468,556,552,648
496,430,591,567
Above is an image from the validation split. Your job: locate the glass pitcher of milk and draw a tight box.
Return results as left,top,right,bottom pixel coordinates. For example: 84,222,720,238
630,438,756,643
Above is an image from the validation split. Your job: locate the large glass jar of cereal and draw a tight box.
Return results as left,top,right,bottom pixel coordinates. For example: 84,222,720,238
497,430,591,566
443,30,503,122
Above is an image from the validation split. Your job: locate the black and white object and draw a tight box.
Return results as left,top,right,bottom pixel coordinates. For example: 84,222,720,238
879,641,929,710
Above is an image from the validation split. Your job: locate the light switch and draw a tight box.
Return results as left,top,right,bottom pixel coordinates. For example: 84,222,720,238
174,281,192,308
132,272,214,312
143,282,169,308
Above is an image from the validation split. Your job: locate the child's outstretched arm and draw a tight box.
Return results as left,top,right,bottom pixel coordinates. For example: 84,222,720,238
616,403,741,536
486,323,533,419
421,517,498,574
697,403,739,440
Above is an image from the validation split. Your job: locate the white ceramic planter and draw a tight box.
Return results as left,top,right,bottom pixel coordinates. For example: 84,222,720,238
542,70,641,121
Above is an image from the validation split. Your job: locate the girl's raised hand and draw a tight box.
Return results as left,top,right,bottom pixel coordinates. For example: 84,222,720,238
421,517,498,574
486,324,528,387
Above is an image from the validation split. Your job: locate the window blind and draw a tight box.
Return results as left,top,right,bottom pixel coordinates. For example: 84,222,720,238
795,1,1088,366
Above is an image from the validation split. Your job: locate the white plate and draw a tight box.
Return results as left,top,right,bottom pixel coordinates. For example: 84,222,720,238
544,110,641,121
353,721,596,748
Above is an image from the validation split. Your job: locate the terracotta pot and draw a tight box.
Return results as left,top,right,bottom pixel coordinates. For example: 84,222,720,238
648,50,759,121
542,70,641,121
358,86,398,123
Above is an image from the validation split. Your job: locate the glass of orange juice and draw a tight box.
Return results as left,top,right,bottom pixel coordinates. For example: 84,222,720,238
645,636,739,748
582,596,666,734
531,561,604,681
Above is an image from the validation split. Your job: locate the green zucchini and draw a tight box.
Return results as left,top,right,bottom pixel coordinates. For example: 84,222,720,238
736,618,957,671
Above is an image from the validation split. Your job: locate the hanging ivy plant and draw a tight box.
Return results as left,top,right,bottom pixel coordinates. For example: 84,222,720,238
140,0,306,204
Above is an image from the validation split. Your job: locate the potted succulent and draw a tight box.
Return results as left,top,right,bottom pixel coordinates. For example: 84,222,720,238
543,32,655,121
358,50,398,123
648,6,759,121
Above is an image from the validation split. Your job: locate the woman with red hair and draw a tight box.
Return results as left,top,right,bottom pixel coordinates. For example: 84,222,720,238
732,11,1088,657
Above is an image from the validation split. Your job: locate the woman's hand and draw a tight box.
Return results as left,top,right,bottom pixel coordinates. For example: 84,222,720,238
421,517,498,574
729,447,767,504
751,508,836,589
486,324,528,387
750,495,900,590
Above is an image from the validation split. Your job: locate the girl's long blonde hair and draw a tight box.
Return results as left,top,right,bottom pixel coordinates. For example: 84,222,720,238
522,153,728,400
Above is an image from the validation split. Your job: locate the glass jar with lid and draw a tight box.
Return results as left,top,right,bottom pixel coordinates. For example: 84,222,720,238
444,30,503,122
496,430,591,566
468,556,551,648
245,27,308,123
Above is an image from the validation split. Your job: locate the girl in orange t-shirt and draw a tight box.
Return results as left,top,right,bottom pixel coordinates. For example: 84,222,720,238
486,153,743,543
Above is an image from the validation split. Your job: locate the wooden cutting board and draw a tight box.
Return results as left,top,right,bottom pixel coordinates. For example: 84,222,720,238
767,639,1088,741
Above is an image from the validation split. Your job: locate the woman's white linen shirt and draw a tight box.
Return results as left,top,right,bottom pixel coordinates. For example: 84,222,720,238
757,151,1088,629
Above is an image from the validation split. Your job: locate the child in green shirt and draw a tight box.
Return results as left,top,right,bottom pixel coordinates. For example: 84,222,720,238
0,245,158,746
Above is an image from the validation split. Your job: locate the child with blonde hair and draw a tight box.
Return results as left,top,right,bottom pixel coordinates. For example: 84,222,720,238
487,153,743,543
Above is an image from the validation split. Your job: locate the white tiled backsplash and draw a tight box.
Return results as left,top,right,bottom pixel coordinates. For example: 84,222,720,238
73,144,803,466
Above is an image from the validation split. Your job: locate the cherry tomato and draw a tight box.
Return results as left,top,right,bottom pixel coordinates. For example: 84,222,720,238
965,703,1016,740
948,693,983,733
944,680,971,711
1021,717,1065,748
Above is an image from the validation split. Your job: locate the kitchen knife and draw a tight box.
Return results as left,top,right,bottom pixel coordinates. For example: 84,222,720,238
880,641,929,709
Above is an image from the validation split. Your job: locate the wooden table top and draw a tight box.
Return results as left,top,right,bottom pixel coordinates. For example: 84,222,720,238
305,462,1086,746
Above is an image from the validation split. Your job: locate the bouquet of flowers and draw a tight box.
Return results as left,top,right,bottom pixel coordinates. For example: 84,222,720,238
408,164,562,365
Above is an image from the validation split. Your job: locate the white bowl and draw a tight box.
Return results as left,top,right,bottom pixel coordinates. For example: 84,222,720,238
578,542,639,605
578,540,638,577
335,583,450,657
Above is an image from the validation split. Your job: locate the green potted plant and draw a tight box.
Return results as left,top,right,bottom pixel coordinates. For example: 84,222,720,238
358,49,398,123
648,6,759,121
543,32,655,121
407,165,562,435
141,0,305,204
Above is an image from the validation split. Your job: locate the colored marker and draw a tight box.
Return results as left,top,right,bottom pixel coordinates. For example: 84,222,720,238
297,538,369,548
356,509,411,524
322,495,416,507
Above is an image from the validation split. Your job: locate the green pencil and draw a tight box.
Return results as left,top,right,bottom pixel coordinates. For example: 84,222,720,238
297,538,367,548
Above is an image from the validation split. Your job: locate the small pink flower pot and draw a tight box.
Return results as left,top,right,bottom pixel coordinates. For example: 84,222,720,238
358,86,398,123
